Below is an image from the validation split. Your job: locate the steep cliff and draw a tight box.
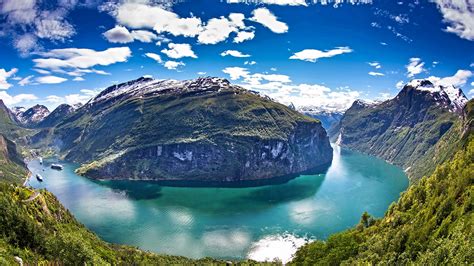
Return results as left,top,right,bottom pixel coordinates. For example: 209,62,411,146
0,134,29,184
51,77,332,184
332,79,466,181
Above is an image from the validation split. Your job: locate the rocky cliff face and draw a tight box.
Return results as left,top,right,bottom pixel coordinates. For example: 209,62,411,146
332,79,467,181
51,77,332,184
0,134,29,183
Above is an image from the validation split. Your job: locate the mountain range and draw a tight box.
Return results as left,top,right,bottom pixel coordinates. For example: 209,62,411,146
0,76,472,264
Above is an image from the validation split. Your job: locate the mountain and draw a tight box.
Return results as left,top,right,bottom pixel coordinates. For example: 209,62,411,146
14,104,50,127
37,104,75,128
292,99,474,265
0,134,29,184
331,79,467,181
298,107,344,130
49,77,332,184
0,100,31,143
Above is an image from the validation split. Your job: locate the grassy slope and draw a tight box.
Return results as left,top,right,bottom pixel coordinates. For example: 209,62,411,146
0,184,228,264
291,100,474,264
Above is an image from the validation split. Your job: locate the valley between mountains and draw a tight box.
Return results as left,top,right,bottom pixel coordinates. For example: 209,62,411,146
0,76,472,264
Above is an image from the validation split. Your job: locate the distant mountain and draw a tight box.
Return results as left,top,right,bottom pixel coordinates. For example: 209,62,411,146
298,107,344,130
37,104,75,128
49,77,332,184
331,79,468,181
14,104,50,127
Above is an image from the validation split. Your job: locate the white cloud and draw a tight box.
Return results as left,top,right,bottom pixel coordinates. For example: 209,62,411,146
145,53,163,63
368,61,381,69
0,68,18,89
103,25,134,43
0,0,78,55
164,60,185,70
221,66,358,111
368,71,384,76
222,66,291,84
222,67,250,80
73,77,84,82
428,69,472,87
250,8,288,33
103,25,159,44
220,50,251,58
116,3,202,37
33,47,132,76
432,0,474,41
197,14,246,44
245,61,257,65
406,57,425,78
469,89,474,97
18,75,34,86
289,47,353,62
234,31,255,43
33,68,50,75
45,89,100,107
197,71,207,75
36,75,67,84
0,91,37,106
131,30,158,42
161,43,197,59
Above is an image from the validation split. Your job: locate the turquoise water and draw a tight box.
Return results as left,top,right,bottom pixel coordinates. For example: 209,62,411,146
28,146,408,262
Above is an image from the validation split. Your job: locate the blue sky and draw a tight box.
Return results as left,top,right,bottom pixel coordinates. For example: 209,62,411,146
0,0,473,111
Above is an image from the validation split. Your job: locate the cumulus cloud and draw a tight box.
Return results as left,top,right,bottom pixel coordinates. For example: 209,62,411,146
234,31,255,43
250,7,288,33
220,50,251,58
197,13,247,44
432,0,474,41
428,69,473,87
164,60,185,70
289,47,353,62
396,80,405,89
103,25,134,43
36,75,67,84
116,3,202,37
33,47,132,77
0,91,37,106
103,25,159,43
368,71,384,76
0,68,18,89
406,57,425,78
73,77,84,82
161,43,197,59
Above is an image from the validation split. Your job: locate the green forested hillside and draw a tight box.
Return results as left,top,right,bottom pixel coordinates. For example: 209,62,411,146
0,184,225,264
291,100,474,264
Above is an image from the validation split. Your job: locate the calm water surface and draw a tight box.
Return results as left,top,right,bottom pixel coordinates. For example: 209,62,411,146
28,146,408,262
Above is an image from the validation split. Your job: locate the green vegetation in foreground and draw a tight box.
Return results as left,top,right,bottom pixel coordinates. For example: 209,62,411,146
0,184,230,264
291,102,474,264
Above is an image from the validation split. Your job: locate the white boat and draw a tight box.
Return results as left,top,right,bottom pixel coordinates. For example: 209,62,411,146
39,157,43,164
51,164,64,170
36,174,43,182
